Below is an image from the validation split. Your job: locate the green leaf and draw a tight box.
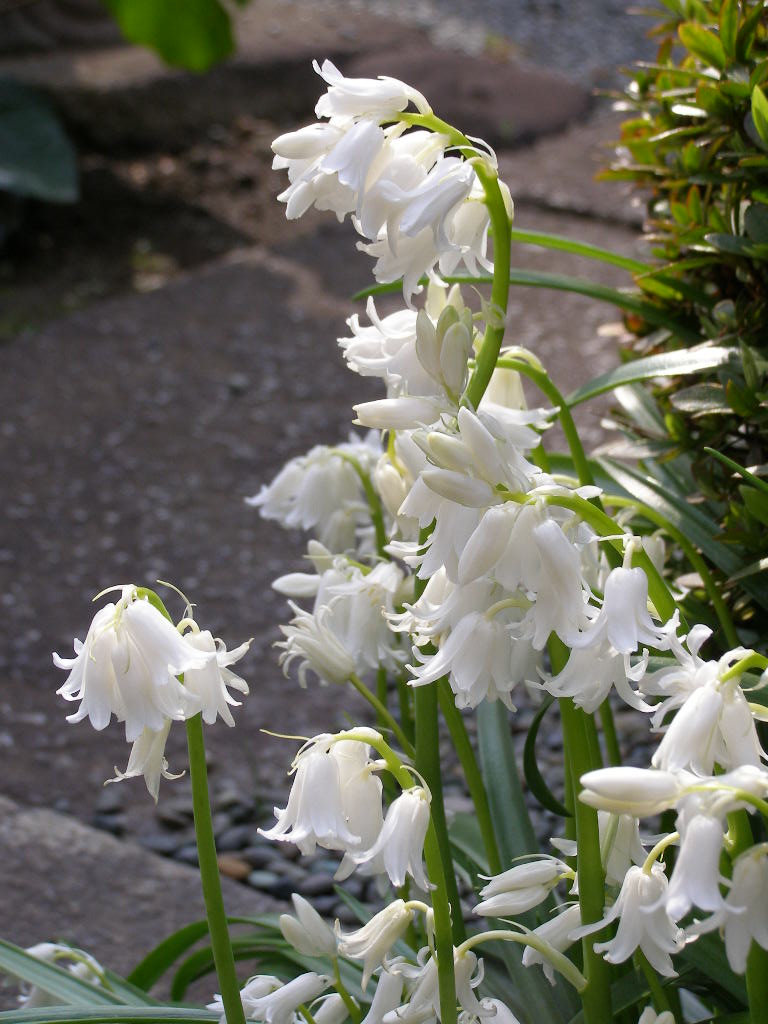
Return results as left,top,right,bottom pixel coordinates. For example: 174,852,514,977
0,940,123,1007
0,1011,217,1023
449,811,491,876
704,446,768,496
0,79,78,202
744,203,768,243
476,701,538,862
740,485,768,526
127,919,210,990
736,0,766,61
566,346,735,407
508,227,649,274
103,0,234,72
678,931,748,1003
669,382,728,414
679,21,727,69
523,696,570,817
751,85,768,146
719,0,738,56
353,272,701,343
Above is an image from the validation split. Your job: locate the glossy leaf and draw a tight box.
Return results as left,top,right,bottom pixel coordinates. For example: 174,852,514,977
0,80,78,202
679,22,726,69
566,346,735,407
751,85,768,146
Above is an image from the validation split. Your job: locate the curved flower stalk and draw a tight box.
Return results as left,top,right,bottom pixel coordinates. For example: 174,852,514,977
271,61,505,304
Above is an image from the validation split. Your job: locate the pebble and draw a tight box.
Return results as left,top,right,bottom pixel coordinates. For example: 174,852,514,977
175,844,200,866
240,844,275,869
216,824,259,851
217,854,253,881
91,813,126,837
298,873,335,897
139,833,182,856
247,869,281,892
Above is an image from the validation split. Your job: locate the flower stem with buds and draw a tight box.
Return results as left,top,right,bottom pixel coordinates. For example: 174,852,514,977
186,713,246,1024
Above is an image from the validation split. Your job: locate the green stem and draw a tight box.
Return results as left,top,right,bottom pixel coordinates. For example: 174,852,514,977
437,680,502,875
340,454,388,558
554,636,612,1024
368,728,458,1024
396,111,512,411
634,950,675,1020
186,714,246,1024
495,356,594,488
414,680,465,944
728,810,768,1024
333,959,361,1023
598,701,622,767
349,673,415,758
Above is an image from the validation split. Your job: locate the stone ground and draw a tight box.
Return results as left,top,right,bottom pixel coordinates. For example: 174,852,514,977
0,0,656,1006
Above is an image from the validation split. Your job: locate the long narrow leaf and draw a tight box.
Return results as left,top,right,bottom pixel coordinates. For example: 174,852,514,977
476,702,537,861
567,347,736,406
352,272,701,342
127,921,210,991
508,227,649,273
523,696,570,817
0,941,124,1007
0,1011,217,1023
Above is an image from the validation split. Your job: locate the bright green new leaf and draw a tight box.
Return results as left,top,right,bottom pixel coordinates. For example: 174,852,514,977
103,0,234,72
751,85,768,147
679,21,727,69
566,346,735,407
719,0,738,57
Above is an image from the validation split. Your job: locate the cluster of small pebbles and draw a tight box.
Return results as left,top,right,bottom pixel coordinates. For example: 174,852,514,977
88,687,658,917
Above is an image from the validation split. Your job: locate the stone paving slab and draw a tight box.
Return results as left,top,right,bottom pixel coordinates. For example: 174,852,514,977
0,0,591,152
0,793,279,1008
498,107,644,227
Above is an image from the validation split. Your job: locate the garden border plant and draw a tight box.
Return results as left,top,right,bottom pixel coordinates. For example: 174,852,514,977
3,8,768,1024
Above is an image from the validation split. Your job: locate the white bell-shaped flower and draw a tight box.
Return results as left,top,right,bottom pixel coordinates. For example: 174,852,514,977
180,629,250,727
336,900,415,989
106,719,182,802
361,971,404,1024
313,59,430,121
521,904,581,984
351,787,431,890
569,566,671,655
664,807,727,921
260,737,383,857
688,845,768,974
244,973,331,1024
279,894,337,958
54,585,207,742
574,864,684,976
248,436,379,553
474,858,571,917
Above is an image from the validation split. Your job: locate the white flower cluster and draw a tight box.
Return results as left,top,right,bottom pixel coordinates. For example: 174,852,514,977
53,584,250,799
272,59,508,302
259,731,432,892
573,632,768,976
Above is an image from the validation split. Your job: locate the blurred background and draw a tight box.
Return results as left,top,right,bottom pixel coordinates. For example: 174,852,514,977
0,0,657,982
